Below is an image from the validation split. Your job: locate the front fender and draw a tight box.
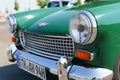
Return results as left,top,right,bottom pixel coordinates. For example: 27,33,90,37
89,2,120,69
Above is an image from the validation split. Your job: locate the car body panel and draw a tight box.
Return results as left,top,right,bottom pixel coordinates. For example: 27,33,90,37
16,1,116,35
89,2,120,69
7,0,120,79
14,7,66,30
13,1,120,70
73,1,120,69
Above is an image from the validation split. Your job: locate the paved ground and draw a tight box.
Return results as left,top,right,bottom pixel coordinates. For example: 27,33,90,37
0,22,41,80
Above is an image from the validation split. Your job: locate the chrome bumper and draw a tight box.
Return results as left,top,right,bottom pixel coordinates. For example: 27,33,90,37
7,44,113,80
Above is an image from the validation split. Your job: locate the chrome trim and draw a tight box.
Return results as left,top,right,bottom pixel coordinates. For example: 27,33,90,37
15,50,58,75
58,57,72,80
19,31,74,60
69,65,113,80
19,30,26,48
38,23,49,27
80,10,97,45
7,44,17,55
69,10,97,45
6,14,17,33
7,44,17,62
7,44,113,80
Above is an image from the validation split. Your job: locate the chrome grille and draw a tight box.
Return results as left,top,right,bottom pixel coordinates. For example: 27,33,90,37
19,31,74,60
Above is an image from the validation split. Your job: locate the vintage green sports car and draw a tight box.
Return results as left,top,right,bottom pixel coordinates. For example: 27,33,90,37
6,0,120,80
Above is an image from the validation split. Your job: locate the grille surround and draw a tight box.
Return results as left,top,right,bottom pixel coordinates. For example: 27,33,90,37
19,31,74,60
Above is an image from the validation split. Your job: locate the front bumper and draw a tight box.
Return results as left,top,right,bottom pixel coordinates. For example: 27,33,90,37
7,44,113,80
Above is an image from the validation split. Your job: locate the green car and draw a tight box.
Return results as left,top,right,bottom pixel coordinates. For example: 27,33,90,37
7,0,120,80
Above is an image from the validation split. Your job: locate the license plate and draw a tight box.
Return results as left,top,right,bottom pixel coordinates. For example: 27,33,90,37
17,57,46,80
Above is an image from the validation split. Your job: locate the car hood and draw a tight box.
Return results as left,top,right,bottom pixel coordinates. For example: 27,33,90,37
15,0,119,35
14,7,66,30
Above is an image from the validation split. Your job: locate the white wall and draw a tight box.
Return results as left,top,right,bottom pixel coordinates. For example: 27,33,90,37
0,0,39,13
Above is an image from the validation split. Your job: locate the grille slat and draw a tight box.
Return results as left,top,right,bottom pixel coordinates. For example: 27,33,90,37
20,31,74,60
27,46,60,60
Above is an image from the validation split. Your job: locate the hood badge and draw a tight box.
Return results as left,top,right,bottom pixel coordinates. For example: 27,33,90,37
38,22,49,27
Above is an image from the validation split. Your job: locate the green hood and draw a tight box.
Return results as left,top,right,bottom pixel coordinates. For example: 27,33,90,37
15,0,119,35
14,7,66,30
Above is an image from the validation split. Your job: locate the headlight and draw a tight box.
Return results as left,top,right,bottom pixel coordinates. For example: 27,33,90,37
6,14,17,33
69,10,97,45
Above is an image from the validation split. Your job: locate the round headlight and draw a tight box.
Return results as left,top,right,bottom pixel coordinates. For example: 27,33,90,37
69,10,97,45
6,14,17,33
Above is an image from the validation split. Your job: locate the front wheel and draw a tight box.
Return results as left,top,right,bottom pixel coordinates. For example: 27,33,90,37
114,54,120,80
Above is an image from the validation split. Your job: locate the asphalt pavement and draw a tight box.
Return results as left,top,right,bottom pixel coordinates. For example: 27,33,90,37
0,22,41,80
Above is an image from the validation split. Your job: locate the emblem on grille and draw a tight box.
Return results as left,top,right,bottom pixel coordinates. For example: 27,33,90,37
38,23,48,27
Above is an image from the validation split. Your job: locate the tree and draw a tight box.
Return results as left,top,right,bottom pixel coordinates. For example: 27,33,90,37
5,8,9,13
37,0,49,8
14,0,19,11
77,0,81,5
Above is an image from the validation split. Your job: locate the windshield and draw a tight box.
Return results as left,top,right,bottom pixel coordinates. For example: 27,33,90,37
47,1,60,7
62,1,69,6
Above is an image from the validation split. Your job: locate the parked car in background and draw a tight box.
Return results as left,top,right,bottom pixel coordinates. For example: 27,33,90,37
7,0,120,80
46,0,70,8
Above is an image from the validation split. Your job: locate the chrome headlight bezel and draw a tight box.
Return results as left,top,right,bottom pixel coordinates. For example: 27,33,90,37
69,10,97,45
6,14,17,33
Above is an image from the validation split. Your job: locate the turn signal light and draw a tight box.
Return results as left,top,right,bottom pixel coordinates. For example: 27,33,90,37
11,37,18,43
75,50,93,61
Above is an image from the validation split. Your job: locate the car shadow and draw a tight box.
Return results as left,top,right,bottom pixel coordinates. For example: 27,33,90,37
0,64,41,80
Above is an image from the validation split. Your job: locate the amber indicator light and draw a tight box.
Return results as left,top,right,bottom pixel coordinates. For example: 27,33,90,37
11,37,17,43
75,50,93,61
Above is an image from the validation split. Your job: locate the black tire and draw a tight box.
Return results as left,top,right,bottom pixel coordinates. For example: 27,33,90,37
114,54,120,80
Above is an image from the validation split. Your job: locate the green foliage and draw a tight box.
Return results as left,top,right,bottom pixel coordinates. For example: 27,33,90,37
37,0,49,8
14,0,19,11
77,0,81,5
5,8,9,13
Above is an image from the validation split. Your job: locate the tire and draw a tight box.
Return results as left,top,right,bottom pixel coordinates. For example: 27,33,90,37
114,54,120,80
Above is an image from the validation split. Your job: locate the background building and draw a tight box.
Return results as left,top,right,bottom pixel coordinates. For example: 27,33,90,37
0,0,39,22
0,0,39,13
0,0,85,22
